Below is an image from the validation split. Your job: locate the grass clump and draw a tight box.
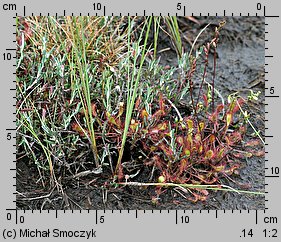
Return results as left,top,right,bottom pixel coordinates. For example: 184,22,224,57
17,16,264,203
115,16,153,178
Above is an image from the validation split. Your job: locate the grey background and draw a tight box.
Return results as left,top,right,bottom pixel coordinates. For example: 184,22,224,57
0,0,280,241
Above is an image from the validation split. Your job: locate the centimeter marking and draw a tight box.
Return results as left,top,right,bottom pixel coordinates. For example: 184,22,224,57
5,3,279,225
8,3,281,17
6,208,263,225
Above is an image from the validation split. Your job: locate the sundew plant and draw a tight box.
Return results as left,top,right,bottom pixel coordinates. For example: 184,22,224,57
17,16,264,204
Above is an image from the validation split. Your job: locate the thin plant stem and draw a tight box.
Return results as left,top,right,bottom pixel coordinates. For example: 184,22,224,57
212,45,217,113
236,100,265,145
195,46,209,110
118,182,264,195
188,23,210,57
153,17,161,59
211,30,219,113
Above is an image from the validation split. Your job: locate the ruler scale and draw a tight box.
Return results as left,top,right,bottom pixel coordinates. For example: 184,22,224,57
0,0,280,241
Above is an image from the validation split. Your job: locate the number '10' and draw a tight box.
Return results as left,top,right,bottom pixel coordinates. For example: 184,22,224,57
93,3,102,11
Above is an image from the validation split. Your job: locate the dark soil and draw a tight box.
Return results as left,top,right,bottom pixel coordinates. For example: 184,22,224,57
17,16,265,210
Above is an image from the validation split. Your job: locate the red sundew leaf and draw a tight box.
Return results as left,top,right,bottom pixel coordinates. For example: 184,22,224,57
189,196,200,203
197,174,206,181
157,122,168,131
24,22,33,39
209,134,216,143
18,21,33,46
198,122,205,132
205,150,214,159
188,193,207,203
162,129,171,137
226,113,232,127
134,96,141,110
213,164,225,172
129,119,139,132
140,109,149,119
132,49,136,57
188,189,209,202
91,103,97,117
197,175,218,184
152,109,165,119
17,36,22,46
198,145,203,154
197,189,209,196
232,152,252,159
217,148,225,159
193,140,201,151
231,131,242,142
232,98,244,114
202,176,218,186
185,134,193,148
159,93,164,111
248,150,265,157
203,94,208,107
228,98,236,113
159,143,174,159
225,136,230,146
106,112,119,127
150,122,168,134
208,113,217,123
186,119,193,129
216,104,224,114
195,133,201,142
188,194,199,203
176,136,184,146
71,122,86,137
226,132,242,146
117,102,124,118
190,180,202,185
183,149,191,157
245,139,261,147
179,159,188,174
224,164,240,175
